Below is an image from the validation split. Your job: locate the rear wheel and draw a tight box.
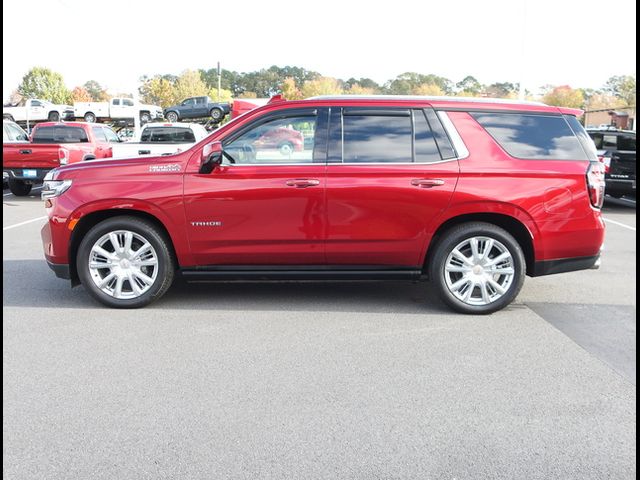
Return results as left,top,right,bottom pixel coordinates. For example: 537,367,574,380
166,111,178,123
8,179,32,196
48,111,60,122
84,112,96,123
278,142,294,156
429,222,525,314
210,107,223,121
77,216,175,308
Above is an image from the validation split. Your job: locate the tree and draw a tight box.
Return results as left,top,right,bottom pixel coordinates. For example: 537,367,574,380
542,85,584,108
280,77,303,100
412,83,444,96
585,92,625,111
300,77,343,97
208,87,233,103
17,67,71,104
385,72,453,95
347,84,378,95
344,77,381,92
174,70,209,101
484,82,518,98
456,76,482,95
83,80,109,101
139,76,177,108
603,75,636,106
71,86,92,103
237,91,258,99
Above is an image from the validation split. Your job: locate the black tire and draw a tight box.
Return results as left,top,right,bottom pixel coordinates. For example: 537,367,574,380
84,112,96,123
210,107,223,121
166,111,178,123
48,111,60,122
8,179,32,196
76,216,175,308
429,222,526,314
140,112,152,124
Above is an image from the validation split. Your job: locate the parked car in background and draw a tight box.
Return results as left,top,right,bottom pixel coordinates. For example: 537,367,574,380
41,95,604,314
3,98,74,123
3,120,30,188
163,96,230,123
587,128,636,198
111,123,209,158
74,97,163,124
3,122,118,196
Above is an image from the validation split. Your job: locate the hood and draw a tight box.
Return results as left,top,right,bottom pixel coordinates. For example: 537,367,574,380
52,154,189,181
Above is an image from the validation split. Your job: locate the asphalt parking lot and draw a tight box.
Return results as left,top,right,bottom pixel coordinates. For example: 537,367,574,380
3,189,636,479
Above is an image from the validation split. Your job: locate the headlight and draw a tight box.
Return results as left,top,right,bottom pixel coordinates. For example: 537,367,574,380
41,179,72,199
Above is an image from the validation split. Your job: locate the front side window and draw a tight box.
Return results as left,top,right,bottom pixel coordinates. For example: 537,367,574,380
472,113,588,160
182,98,196,106
343,113,412,163
112,99,121,106
92,126,107,142
6,123,28,141
103,127,120,143
123,99,134,107
30,100,42,107
225,115,316,164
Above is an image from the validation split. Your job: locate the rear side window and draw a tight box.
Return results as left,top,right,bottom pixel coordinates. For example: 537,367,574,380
92,126,107,142
140,127,196,143
343,113,412,163
32,126,89,143
472,113,588,160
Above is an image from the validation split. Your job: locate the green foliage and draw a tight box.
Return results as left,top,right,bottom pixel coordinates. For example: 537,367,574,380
175,70,208,101
456,76,482,95
300,77,343,97
385,72,453,95
139,76,178,108
83,80,109,101
17,67,71,104
603,75,636,106
542,85,585,108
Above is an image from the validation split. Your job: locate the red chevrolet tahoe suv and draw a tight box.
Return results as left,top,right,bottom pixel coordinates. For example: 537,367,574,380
40,96,605,314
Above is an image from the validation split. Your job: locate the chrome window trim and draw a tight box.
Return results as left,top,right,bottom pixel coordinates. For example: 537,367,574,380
437,111,469,160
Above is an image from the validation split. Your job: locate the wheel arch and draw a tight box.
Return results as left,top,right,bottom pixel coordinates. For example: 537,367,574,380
68,209,180,286
423,212,536,277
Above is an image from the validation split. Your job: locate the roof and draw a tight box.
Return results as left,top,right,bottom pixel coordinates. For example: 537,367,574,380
308,95,547,106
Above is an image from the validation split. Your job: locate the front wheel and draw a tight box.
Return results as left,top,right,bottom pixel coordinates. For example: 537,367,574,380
77,216,175,308
429,222,525,314
140,112,152,124
8,178,32,196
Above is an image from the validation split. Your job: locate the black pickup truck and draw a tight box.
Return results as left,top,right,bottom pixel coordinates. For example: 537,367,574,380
587,128,636,199
163,96,230,123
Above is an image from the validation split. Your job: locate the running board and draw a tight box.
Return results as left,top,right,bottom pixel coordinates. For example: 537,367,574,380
180,266,423,281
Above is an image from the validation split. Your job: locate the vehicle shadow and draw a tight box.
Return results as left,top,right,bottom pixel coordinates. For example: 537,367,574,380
2,259,450,314
603,195,636,211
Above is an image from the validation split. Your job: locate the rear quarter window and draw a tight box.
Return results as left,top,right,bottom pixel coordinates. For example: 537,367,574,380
617,134,636,151
471,113,589,160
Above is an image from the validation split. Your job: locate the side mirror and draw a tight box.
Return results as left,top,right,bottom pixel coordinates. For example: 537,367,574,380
200,141,223,174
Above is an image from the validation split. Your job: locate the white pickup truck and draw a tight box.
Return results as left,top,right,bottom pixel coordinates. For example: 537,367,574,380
111,123,209,158
74,97,164,124
3,99,74,123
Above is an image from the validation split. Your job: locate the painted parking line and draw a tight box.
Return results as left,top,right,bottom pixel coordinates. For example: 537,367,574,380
604,218,636,232
2,216,47,231
3,186,43,197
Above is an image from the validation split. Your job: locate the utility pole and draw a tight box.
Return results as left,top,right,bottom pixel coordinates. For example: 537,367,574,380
217,61,222,101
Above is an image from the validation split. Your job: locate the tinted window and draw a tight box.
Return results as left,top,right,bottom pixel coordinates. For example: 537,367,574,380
112,99,120,106
123,99,134,107
589,132,603,149
140,127,196,143
472,113,588,160
343,114,412,163
617,134,636,151
565,115,598,161
413,110,441,163
603,134,617,149
32,126,89,143
92,126,107,142
30,100,42,107
425,109,456,159
5,123,28,141
195,97,206,104
225,115,316,164
182,99,195,106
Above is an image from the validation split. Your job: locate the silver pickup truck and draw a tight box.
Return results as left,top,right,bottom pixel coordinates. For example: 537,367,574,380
111,123,209,158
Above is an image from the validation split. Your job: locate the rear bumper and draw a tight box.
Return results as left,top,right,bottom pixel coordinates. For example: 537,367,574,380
531,254,600,277
4,168,52,182
606,178,636,196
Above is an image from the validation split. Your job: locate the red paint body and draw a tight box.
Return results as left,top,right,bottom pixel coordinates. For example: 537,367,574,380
3,122,113,171
41,98,605,278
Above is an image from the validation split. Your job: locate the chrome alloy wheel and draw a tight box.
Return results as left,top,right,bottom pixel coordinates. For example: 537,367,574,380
444,236,515,306
88,230,159,299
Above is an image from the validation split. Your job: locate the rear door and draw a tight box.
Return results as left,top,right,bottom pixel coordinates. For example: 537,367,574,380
194,97,209,117
325,107,460,266
183,108,328,265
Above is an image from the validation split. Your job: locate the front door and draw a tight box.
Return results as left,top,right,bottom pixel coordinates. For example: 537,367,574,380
183,108,328,266
325,107,460,267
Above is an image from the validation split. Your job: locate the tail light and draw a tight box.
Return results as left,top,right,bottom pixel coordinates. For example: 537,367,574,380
586,161,605,209
596,154,611,173
58,147,69,165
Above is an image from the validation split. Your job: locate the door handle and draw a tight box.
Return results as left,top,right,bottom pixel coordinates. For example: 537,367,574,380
411,178,445,188
285,179,321,188
19,149,32,155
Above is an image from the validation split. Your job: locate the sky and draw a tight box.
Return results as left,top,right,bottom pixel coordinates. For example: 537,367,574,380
3,0,636,101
